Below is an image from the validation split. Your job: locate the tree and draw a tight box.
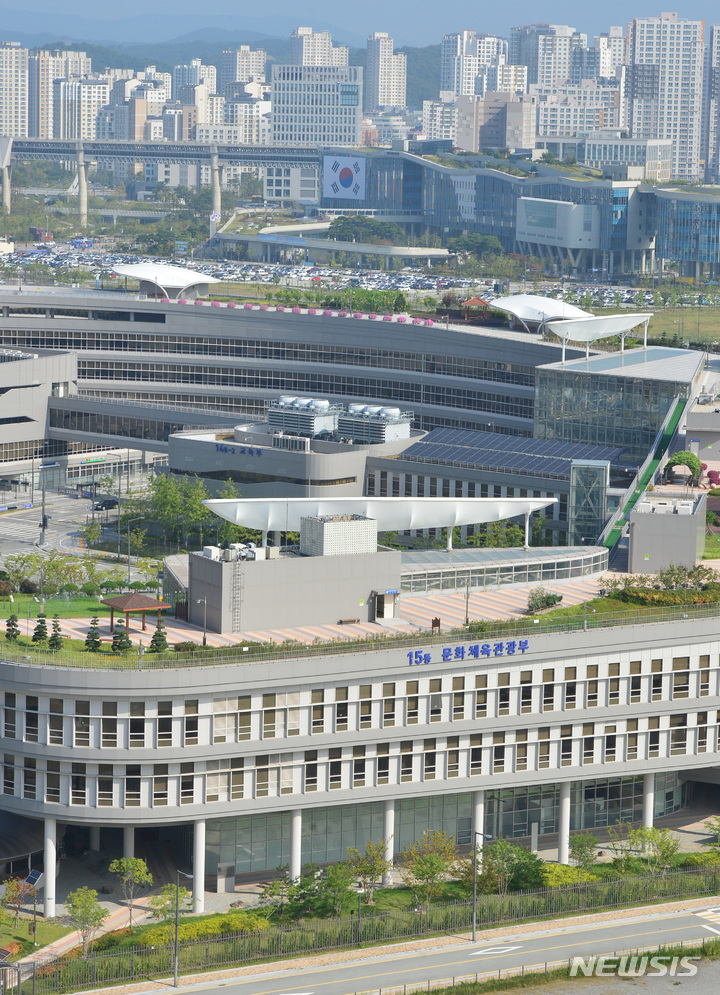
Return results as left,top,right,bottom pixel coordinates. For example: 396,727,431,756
260,866,292,915
5,614,19,642
628,827,679,878
149,619,168,653
111,622,131,652
569,834,599,878
32,613,48,643
48,615,63,651
4,878,32,925
65,886,108,954
398,830,458,912
346,838,392,905
4,552,43,591
128,526,147,557
481,839,544,896
703,816,720,848
149,882,191,923
322,862,355,916
82,521,102,548
108,857,153,929
606,820,634,872
85,616,102,652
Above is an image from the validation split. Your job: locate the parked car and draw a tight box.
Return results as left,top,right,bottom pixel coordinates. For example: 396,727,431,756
94,498,119,510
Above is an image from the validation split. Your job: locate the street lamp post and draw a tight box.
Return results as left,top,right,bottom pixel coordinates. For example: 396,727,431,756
173,869,193,988
196,596,207,647
356,886,364,945
471,831,492,942
127,517,143,585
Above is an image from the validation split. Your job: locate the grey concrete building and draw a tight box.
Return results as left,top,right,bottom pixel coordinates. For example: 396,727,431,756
628,492,707,574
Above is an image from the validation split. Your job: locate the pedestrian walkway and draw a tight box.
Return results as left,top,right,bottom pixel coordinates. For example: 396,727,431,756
17,576,607,648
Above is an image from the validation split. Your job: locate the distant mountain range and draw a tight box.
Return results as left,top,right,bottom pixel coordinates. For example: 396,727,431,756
0,8,365,47
0,10,441,109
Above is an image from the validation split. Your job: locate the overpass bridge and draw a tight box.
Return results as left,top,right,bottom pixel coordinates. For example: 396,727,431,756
0,136,323,226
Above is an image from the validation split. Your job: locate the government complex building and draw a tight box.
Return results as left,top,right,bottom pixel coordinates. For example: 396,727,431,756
0,605,713,916
0,283,718,917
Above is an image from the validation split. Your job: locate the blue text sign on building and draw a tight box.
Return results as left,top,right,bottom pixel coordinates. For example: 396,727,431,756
408,640,529,665
215,443,263,457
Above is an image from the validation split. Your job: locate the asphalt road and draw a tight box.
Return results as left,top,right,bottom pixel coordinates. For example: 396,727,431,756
169,906,720,995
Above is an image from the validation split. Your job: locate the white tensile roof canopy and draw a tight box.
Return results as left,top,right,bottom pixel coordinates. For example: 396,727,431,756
492,294,590,330
545,312,654,361
204,496,557,543
110,263,219,299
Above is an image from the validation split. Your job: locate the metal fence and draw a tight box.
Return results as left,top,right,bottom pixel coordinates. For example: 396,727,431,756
11,867,720,994
5,599,720,672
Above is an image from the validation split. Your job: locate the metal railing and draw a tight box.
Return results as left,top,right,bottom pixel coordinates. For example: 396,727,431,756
5,599,720,671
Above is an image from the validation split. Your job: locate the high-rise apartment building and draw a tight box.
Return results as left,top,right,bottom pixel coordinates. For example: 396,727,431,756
219,46,266,97
271,65,362,146
441,32,508,96
172,59,216,100
0,42,28,137
422,95,458,142
595,27,625,76
28,50,91,138
53,75,109,140
510,24,586,86
364,32,406,110
626,12,704,181
290,27,348,66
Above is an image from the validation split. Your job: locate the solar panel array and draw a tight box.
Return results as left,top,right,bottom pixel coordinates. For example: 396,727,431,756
402,428,623,479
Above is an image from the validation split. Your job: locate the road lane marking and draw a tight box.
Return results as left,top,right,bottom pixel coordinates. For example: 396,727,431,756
701,925,720,935
470,946,523,955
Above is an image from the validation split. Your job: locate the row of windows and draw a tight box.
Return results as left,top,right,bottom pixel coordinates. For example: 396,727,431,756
0,328,534,387
2,661,714,746
3,717,714,807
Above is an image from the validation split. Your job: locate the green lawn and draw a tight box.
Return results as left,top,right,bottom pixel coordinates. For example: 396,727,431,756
586,306,720,346
2,594,142,620
704,533,720,559
2,916,72,960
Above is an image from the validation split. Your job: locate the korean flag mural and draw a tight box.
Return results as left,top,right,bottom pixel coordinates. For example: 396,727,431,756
323,155,366,200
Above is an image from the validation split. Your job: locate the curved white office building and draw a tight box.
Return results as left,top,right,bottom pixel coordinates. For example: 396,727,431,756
1,609,716,917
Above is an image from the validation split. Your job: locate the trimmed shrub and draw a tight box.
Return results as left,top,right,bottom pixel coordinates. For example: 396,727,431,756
682,851,720,867
542,864,598,886
136,910,270,947
174,641,198,653
19,579,39,594
81,582,102,595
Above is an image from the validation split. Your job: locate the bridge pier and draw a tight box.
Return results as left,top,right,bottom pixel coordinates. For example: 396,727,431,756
77,144,88,228
1,165,10,214
210,147,221,220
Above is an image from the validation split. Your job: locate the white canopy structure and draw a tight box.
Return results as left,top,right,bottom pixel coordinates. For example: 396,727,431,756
110,263,220,300
544,312,654,362
204,496,558,548
492,294,590,332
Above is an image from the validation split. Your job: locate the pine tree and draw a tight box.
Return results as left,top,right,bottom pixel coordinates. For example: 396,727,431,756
85,616,102,652
148,619,168,653
112,621,131,652
32,613,48,643
5,614,20,642
48,615,63,651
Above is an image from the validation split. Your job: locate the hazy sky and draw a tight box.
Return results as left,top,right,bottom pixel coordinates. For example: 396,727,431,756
3,1,720,46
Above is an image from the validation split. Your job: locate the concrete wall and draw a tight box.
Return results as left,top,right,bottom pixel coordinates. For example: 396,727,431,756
628,495,706,573
188,549,402,632
0,350,76,445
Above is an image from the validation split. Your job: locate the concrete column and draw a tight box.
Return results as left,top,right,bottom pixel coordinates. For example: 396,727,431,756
382,799,395,886
446,527,453,551
193,819,205,913
123,825,134,859
473,788,485,839
210,149,221,219
89,825,100,851
1,165,10,214
44,817,56,919
524,512,530,548
290,808,302,881
642,772,655,828
77,145,88,228
558,781,571,865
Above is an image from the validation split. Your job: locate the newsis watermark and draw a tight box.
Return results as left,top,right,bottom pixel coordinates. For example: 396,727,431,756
569,954,700,978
